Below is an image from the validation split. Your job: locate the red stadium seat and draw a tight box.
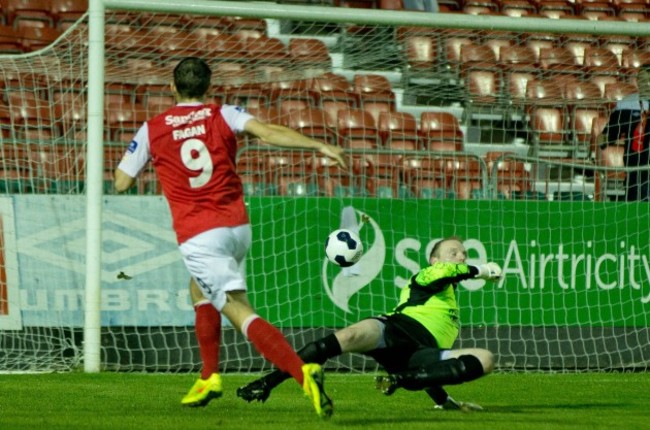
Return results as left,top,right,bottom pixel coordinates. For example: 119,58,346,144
525,79,564,106
264,151,316,196
595,144,625,200
336,108,379,148
50,0,87,30
443,33,480,75
377,111,419,149
538,46,581,76
571,106,608,150
288,38,331,70
419,111,463,150
4,0,54,29
449,156,484,199
353,74,396,107
483,32,517,61
500,0,537,16
18,25,61,51
281,108,335,145
582,47,620,75
524,33,561,63
0,25,24,53
485,151,532,199
536,0,576,18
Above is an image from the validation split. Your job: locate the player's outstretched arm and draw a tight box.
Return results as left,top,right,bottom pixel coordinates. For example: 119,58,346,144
474,262,502,281
244,120,347,168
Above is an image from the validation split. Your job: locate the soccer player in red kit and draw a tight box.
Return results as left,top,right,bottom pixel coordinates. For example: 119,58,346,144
114,57,345,419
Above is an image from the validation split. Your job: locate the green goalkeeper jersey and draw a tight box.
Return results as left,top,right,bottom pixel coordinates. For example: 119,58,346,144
389,262,478,349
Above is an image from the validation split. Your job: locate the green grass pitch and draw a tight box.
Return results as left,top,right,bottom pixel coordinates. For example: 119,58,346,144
1,372,648,430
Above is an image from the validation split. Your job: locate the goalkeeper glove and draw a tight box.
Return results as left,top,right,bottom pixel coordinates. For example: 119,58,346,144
476,262,502,280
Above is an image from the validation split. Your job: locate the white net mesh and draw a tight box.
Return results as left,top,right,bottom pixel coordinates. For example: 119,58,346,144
0,5,649,372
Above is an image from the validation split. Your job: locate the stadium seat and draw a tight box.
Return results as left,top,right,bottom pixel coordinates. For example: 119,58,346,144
582,47,620,75
105,102,148,143
524,32,561,62
600,34,636,67
500,0,537,16
269,79,317,116
595,144,625,200
419,111,463,150
288,38,331,70
18,25,61,51
401,156,450,198
571,105,608,147
498,46,538,107
621,50,650,78
50,0,87,30
563,80,603,104
443,32,480,76
353,74,396,108
137,83,174,113
528,106,572,156
484,151,532,199
225,85,269,111
379,0,405,9
0,25,24,53
575,0,616,19
264,151,317,196
235,149,269,195
204,34,248,63
483,32,517,61
590,114,608,152
227,17,267,33
281,107,335,145
617,3,649,21
589,75,619,98
245,37,290,67
561,33,600,66
538,46,581,76
28,144,86,193
464,68,504,119
402,34,440,85
536,0,576,18
152,31,203,60
377,111,420,149
463,0,499,15
310,73,358,125
6,92,58,141
236,149,276,196
459,43,498,78
603,81,637,102
314,155,368,197
525,79,564,106
4,0,54,30
449,156,485,199
336,108,380,148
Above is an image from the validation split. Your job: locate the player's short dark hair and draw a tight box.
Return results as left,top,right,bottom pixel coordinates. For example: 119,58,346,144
429,236,462,259
173,57,211,99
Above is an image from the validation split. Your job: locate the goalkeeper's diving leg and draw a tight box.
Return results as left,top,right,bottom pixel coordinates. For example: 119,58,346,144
375,347,494,397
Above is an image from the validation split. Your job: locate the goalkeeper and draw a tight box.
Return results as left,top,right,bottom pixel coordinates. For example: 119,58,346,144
237,237,501,410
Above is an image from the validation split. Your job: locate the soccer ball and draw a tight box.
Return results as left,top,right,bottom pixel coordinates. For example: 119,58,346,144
325,229,363,267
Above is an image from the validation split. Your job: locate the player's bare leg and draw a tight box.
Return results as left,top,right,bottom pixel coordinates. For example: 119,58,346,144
182,279,223,407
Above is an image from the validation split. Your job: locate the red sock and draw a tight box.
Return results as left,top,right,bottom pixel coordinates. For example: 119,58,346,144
245,316,305,385
195,302,221,379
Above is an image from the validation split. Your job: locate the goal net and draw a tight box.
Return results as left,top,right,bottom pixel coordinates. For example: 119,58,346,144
0,1,649,373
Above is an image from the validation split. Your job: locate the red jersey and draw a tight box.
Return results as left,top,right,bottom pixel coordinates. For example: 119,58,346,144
118,103,253,244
